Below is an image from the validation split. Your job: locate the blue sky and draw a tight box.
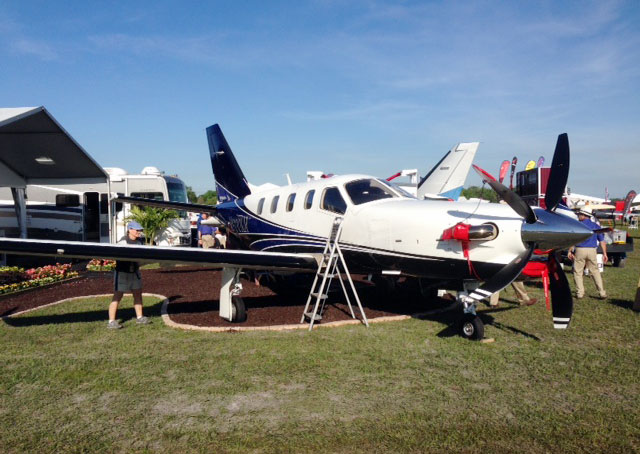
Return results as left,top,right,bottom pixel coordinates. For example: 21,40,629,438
1,1,638,198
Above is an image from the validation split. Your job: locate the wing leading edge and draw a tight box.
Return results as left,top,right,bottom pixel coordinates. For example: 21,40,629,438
0,238,319,271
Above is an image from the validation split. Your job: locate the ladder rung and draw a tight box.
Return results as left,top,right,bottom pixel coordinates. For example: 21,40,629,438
304,312,323,321
310,292,328,299
318,273,336,278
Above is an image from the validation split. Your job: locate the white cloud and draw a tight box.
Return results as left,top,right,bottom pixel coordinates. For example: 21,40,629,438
10,38,57,61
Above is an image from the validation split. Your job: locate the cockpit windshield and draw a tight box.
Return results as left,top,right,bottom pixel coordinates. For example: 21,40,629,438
380,180,417,199
345,179,398,205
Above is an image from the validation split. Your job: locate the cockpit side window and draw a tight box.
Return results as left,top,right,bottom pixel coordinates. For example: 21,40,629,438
257,197,265,215
321,187,347,214
345,179,395,205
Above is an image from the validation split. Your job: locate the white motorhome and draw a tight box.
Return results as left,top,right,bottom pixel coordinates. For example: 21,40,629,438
0,182,110,243
106,166,191,246
0,167,191,246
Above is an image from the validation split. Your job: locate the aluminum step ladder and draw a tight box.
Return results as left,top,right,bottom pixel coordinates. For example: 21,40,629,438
301,217,369,330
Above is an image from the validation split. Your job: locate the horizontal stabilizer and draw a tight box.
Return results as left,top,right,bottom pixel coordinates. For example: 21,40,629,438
113,196,216,213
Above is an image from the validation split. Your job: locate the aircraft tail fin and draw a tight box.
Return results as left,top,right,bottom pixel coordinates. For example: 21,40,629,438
206,124,252,203
417,142,479,200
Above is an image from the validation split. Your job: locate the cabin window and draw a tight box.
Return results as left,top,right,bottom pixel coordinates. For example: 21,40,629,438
321,187,347,215
257,198,265,215
270,195,280,213
55,194,80,207
345,179,395,205
286,193,296,212
130,192,164,201
304,190,315,209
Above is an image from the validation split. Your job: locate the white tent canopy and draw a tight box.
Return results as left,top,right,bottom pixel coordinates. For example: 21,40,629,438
0,106,108,238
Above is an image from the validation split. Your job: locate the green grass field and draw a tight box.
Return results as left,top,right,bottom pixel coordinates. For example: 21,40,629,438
1,236,639,453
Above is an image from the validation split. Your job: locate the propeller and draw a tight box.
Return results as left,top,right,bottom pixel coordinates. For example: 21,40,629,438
472,165,537,223
547,251,572,329
544,133,569,211
464,245,534,304
471,133,592,330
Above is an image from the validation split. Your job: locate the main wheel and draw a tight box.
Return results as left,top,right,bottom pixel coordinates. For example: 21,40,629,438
460,314,484,340
231,296,247,323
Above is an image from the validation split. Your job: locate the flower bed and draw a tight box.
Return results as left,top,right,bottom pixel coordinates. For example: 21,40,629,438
0,263,79,295
86,259,116,272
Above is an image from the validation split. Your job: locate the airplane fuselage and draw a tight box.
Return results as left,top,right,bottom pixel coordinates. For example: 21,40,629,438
214,174,527,283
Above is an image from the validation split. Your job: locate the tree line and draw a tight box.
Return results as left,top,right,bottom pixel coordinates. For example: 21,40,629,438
186,187,217,205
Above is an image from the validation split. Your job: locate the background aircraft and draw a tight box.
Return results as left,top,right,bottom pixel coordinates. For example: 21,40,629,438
386,142,479,200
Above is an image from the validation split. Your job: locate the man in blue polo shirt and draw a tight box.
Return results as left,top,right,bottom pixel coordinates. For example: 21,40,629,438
198,212,217,248
568,209,607,299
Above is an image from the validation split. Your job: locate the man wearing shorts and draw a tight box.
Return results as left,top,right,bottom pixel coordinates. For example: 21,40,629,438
107,221,151,329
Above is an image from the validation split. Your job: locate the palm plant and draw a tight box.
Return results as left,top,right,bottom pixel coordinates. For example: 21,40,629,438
125,206,179,245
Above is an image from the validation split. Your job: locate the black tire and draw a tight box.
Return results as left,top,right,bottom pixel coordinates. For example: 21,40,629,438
231,296,247,323
460,314,484,340
612,256,626,268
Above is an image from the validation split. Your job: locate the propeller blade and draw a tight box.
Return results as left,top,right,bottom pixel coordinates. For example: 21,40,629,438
465,245,535,303
544,133,570,212
472,165,537,224
547,252,573,329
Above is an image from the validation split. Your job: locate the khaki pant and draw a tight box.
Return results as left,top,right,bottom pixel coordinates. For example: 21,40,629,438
573,247,606,298
490,281,532,306
201,234,216,249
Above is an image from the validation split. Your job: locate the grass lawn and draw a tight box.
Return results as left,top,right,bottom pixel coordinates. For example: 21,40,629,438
1,237,639,453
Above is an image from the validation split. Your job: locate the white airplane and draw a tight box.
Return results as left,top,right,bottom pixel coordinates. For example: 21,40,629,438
0,126,597,339
386,142,479,200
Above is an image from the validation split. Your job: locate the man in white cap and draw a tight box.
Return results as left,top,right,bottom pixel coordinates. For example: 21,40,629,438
568,209,607,300
107,221,151,329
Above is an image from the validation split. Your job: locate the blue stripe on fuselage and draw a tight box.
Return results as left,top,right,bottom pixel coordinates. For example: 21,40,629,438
214,199,321,250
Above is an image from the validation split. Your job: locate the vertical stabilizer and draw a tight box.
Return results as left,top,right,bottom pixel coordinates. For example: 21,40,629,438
206,124,252,203
417,142,479,200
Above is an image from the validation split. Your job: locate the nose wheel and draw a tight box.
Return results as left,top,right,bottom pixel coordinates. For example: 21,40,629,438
460,313,484,340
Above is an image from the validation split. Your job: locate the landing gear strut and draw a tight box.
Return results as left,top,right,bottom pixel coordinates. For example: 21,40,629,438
220,268,247,323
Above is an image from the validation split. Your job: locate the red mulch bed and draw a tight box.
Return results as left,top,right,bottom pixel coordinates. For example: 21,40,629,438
0,266,452,328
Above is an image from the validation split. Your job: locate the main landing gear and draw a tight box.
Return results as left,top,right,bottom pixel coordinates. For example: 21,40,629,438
220,268,247,323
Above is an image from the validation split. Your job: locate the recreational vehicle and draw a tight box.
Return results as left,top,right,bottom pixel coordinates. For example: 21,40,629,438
0,167,191,246
106,166,191,246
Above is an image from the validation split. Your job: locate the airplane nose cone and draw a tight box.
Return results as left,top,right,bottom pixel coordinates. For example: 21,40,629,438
521,208,594,250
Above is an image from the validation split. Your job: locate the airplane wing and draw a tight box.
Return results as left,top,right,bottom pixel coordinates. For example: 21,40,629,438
417,142,479,200
0,238,319,271
113,196,217,213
